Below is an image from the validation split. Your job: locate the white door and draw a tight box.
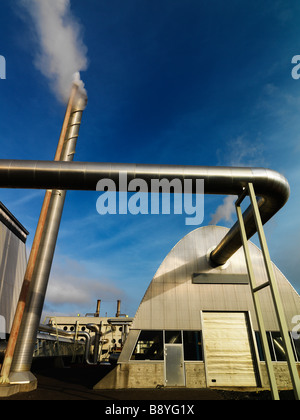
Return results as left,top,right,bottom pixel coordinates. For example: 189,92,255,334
202,312,257,387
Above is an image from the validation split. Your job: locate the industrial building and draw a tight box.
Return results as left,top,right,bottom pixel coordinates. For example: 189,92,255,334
0,198,130,374
0,202,28,340
43,300,133,364
0,81,299,400
94,225,300,391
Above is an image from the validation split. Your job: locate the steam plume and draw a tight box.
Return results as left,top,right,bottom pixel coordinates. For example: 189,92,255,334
20,0,88,102
209,195,237,225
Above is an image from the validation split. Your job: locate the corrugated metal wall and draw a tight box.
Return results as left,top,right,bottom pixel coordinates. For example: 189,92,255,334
0,212,27,336
131,226,300,332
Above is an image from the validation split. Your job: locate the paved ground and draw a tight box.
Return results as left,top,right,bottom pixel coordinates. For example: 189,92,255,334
0,364,295,401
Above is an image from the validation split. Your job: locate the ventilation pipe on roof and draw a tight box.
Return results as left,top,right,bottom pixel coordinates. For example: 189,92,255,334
116,300,121,317
95,300,101,317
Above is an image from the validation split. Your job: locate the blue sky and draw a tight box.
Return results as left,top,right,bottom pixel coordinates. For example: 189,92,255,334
0,0,300,318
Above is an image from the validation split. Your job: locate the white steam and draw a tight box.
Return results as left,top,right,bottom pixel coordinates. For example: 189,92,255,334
209,195,237,225
20,0,88,102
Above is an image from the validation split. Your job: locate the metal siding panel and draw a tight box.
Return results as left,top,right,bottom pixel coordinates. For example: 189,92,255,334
0,222,27,334
130,226,300,334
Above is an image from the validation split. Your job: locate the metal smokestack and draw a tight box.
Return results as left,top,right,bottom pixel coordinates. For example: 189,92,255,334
95,300,101,317
0,82,80,384
9,84,87,376
116,300,121,317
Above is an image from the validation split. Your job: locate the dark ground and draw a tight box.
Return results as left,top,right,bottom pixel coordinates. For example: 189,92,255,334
0,363,296,401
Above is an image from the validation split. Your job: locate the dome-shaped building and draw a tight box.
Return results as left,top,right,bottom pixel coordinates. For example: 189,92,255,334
95,226,300,391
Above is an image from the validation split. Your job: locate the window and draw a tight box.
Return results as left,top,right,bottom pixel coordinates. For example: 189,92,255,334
255,331,264,361
293,335,300,362
183,331,203,361
165,330,182,344
255,331,299,362
130,330,204,361
131,330,163,360
271,332,286,361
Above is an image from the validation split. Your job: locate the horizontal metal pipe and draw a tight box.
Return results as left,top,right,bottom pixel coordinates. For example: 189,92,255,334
38,324,94,365
38,324,83,338
0,161,290,264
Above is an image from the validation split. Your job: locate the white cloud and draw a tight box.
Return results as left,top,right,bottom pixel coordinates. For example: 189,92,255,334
217,135,266,167
44,255,126,314
7,191,44,208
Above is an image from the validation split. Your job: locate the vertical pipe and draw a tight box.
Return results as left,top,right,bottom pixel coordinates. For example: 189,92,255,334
116,300,121,317
95,300,101,317
9,91,87,374
93,325,101,364
0,83,79,384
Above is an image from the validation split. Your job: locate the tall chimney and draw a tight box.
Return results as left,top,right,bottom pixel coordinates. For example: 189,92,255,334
116,300,121,317
95,300,101,317
9,84,87,376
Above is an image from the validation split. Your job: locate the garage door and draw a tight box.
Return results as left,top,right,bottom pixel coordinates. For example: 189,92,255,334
202,312,257,387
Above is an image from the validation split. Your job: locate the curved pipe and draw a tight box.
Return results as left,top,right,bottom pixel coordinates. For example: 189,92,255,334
0,161,290,265
86,323,102,364
38,324,95,365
